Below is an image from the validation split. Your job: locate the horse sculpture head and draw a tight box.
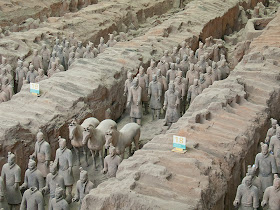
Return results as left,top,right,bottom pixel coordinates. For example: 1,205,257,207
82,126,91,145
105,129,114,149
69,119,78,140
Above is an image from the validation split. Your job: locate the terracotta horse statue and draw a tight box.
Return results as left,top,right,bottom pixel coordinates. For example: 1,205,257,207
105,122,140,159
68,117,100,166
82,119,117,169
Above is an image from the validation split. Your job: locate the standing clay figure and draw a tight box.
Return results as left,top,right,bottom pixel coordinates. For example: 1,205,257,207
20,187,44,210
137,66,149,115
32,50,42,71
48,62,60,78
83,46,94,59
255,143,278,193
1,152,22,209
69,32,78,47
233,175,259,210
174,71,186,116
49,185,69,210
204,66,214,88
211,62,221,81
148,75,162,120
198,74,207,93
161,50,173,65
269,126,280,172
187,79,201,105
31,129,51,177
103,146,122,177
186,63,199,89
242,165,262,199
147,60,157,82
41,161,65,206
163,82,180,128
53,39,61,53
54,137,74,203
157,58,169,77
266,118,277,145
196,55,207,73
15,60,26,92
261,175,280,210
72,167,94,209
166,63,177,84
124,72,133,100
75,41,86,59
27,65,38,83
195,41,204,60
68,52,75,67
2,78,13,101
49,51,57,69
174,57,181,70
171,47,179,62
35,68,48,82
57,46,65,69
56,58,65,71
179,41,189,60
127,78,142,125
106,34,117,47
98,37,107,53
20,158,45,191
63,42,70,70
188,50,197,64
0,177,8,210
180,55,189,77
218,58,230,79
0,57,12,76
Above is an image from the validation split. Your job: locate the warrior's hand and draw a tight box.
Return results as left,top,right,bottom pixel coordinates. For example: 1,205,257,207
163,106,166,110
102,168,107,174
261,201,267,207
233,200,239,207
126,102,130,108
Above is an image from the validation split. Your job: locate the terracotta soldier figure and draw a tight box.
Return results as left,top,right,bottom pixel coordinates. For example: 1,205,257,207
98,37,107,53
20,158,45,191
53,39,61,53
171,47,179,63
32,50,42,71
174,71,186,116
56,58,65,71
180,55,189,77
49,51,57,69
195,41,204,60
187,79,201,105
195,55,207,74
188,50,197,64
83,46,94,59
54,137,74,203
166,63,177,84
124,72,133,100
15,60,26,92
179,41,189,60
48,62,61,78
211,62,220,82
2,78,13,101
31,129,51,177
148,74,162,120
233,175,259,210
198,74,207,93
57,46,65,69
269,126,280,172
242,165,262,199
0,57,12,76
261,174,280,210
35,68,48,82
163,82,180,129
63,41,70,70
255,142,278,193
186,63,199,89
20,187,44,210
174,57,181,70
266,118,277,145
137,66,149,115
147,60,157,83
75,41,86,59
157,58,169,77
42,161,65,206
69,32,78,47
102,146,122,178
161,50,173,64
73,167,94,209
204,66,214,88
68,52,75,67
0,177,8,210
49,185,69,210
106,34,117,47
1,152,22,209
27,65,38,83
127,77,142,125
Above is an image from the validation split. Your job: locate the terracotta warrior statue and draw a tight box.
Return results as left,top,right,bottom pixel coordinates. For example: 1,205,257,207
102,146,122,178
69,32,78,47
15,60,26,92
68,52,76,68
187,79,201,105
49,185,69,210
27,65,38,83
49,51,57,69
261,174,280,210
48,62,61,78
127,77,142,125
148,74,162,120
161,50,173,64
52,39,61,53
198,74,207,93
20,187,44,210
174,57,181,71
269,125,280,172
233,175,259,210
179,41,190,60
57,46,65,69
147,59,157,83
266,118,277,145
32,50,42,71
106,34,117,47
31,129,51,177
1,152,22,209
0,176,8,210
123,72,133,100
211,62,221,81
179,55,189,77
83,46,94,59
195,41,204,60
54,137,74,203
137,66,149,115
255,142,278,193
2,77,13,101
171,47,179,63
98,37,107,53
72,167,94,208
41,161,65,206
157,58,169,77
166,63,177,84
163,82,180,129
20,158,45,191
195,55,207,74
204,66,214,88
63,41,70,70
75,41,86,59
242,165,262,199
35,68,47,82
174,71,186,116
188,50,197,64
186,63,199,89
